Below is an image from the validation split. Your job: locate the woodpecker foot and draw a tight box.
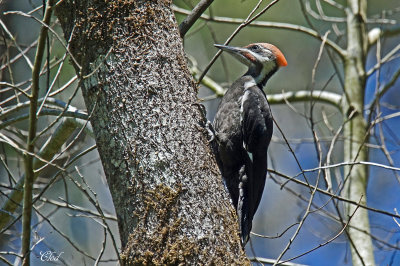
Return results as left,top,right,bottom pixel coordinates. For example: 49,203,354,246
191,102,216,143
205,120,216,143
192,102,207,118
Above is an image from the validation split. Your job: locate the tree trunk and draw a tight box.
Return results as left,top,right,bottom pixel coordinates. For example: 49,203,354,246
56,0,247,264
343,0,375,265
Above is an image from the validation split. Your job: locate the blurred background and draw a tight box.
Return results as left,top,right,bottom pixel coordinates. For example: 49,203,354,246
1,0,400,265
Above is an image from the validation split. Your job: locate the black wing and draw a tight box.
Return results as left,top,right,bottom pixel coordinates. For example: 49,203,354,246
238,85,273,242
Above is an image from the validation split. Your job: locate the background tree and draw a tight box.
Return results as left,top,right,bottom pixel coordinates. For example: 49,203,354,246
0,0,400,265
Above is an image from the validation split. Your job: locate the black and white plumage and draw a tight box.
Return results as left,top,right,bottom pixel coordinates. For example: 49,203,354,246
212,43,287,245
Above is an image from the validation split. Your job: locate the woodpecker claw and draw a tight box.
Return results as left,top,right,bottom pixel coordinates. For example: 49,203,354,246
190,102,216,143
205,120,216,143
192,102,207,117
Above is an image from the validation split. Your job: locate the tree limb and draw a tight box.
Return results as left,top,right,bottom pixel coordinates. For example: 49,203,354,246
178,0,215,37
21,1,55,264
268,90,342,109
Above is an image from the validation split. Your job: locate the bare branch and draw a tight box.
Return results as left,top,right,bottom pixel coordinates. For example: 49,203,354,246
0,18,33,69
305,0,346,23
269,169,400,221
249,256,309,266
273,153,322,264
281,196,363,264
0,118,77,231
39,198,116,221
322,0,344,10
394,209,400,228
367,66,400,114
187,55,226,97
0,97,84,121
0,40,37,72
36,24,77,116
4,10,82,71
251,222,300,239
178,0,215,37
367,43,400,76
296,160,400,175
0,82,30,98
173,5,346,59
269,90,342,109
381,26,400,39
21,1,55,263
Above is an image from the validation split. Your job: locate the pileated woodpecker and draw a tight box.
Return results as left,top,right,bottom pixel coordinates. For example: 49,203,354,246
213,43,287,245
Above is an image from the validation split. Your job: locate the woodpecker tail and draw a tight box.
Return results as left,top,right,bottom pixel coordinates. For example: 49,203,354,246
250,155,268,224
237,153,268,245
237,152,255,245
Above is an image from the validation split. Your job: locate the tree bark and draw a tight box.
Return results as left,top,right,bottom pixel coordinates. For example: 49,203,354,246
56,0,247,264
343,0,375,265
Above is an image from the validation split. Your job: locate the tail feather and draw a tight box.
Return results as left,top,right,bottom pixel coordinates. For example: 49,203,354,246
237,154,267,245
250,155,268,220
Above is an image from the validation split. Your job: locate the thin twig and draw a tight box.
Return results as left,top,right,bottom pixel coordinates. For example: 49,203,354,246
4,10,81,70
280,196,363,264
0,18,33,69
173,5,346,61
273,155,322,265
268,169,400,220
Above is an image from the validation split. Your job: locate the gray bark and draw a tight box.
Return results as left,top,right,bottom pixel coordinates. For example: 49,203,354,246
55,0,247,264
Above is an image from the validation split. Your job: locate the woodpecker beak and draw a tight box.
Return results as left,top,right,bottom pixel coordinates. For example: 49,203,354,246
214,44,242,53
214,44,254,66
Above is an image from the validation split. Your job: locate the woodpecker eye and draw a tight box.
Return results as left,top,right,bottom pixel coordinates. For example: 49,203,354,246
250,45,261,51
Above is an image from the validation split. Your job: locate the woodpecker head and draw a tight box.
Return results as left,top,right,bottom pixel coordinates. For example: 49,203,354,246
215,43,287,87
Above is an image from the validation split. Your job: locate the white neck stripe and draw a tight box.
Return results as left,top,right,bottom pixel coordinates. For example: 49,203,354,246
244,80,257,89
255,62,275,84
